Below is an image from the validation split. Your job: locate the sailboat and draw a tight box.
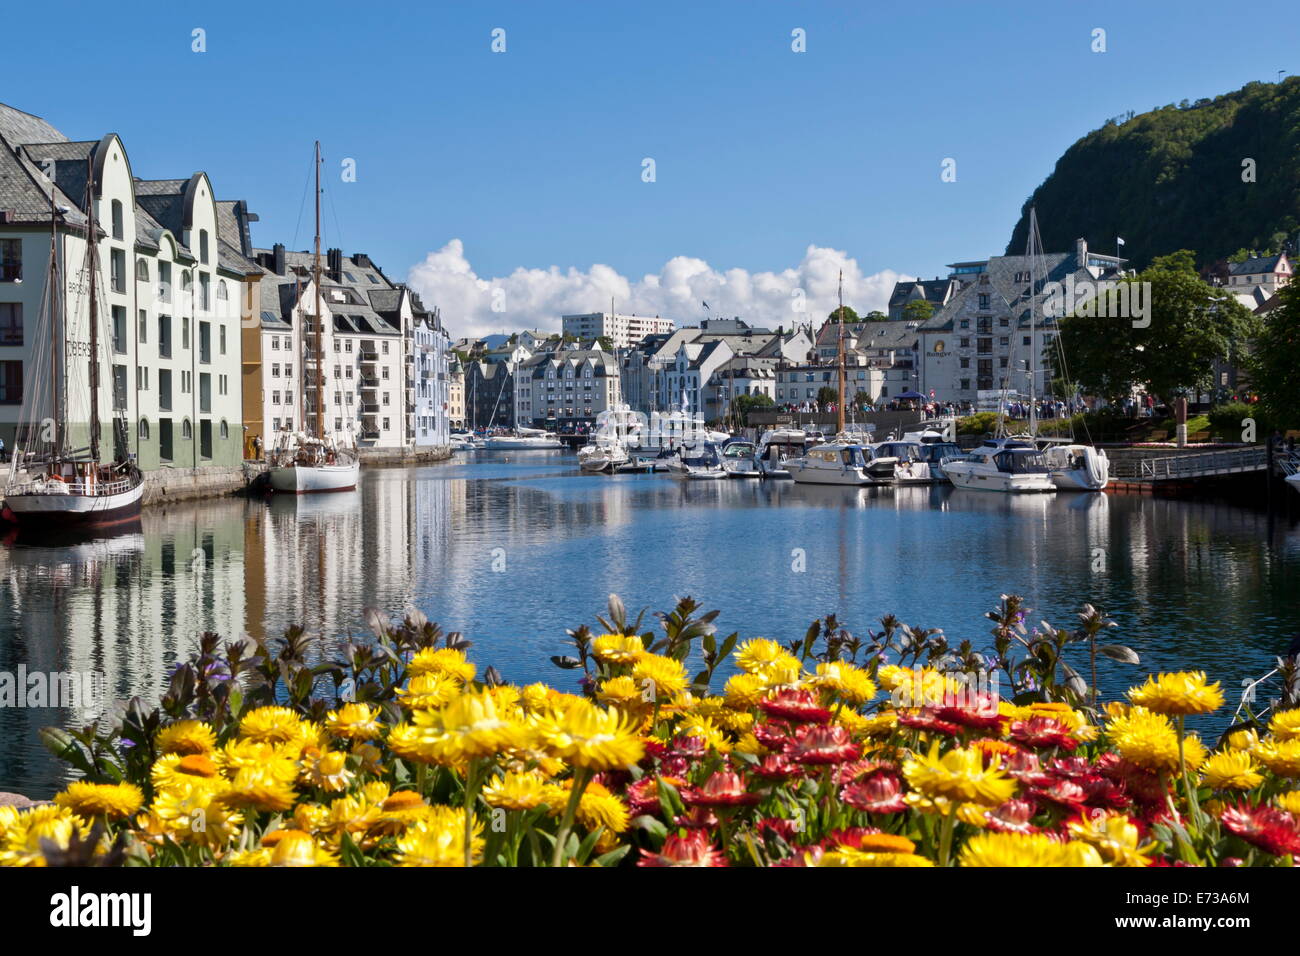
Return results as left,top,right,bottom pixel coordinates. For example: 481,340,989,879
945,209,1063,494
269,142,360,494
3,158,144,528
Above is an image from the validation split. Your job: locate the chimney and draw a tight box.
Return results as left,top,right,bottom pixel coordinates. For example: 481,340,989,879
272,242,286,276
1075,238,1087,270
327,248,343,282
354,252,372,268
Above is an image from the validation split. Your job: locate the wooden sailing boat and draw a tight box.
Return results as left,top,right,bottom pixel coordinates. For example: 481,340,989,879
3,157,144,527
268,142,360,493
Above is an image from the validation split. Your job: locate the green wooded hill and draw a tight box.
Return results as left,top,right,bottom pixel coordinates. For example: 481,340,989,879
1006,78,1300,270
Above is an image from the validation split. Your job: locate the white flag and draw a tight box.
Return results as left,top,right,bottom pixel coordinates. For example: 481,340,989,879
1116,237,1126,246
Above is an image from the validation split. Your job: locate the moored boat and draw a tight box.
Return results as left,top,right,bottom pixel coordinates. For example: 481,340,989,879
789,442,881,486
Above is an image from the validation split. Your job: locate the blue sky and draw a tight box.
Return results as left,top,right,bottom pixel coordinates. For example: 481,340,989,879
6,0,1297,333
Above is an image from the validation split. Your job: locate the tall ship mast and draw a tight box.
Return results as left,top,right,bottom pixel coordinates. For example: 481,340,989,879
2,155,144,528
267,142,361,494
836,270,846,435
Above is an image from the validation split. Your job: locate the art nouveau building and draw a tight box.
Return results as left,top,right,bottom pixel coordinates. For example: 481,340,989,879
0,103,249,469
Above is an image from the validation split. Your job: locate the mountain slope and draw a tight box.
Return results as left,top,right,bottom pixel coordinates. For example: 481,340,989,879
1006,79,1300,269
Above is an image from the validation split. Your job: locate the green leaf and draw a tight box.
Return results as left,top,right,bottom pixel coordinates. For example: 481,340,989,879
594,844,632,867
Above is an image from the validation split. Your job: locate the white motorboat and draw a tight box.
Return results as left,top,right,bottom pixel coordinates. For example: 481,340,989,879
789,442,881,486
720,439,761,478
666,442,727,479
484,427,563,450
942,437,1056,493
579,441,629,472
1042,442,1110,491
577,406,643,471
756,428,807,479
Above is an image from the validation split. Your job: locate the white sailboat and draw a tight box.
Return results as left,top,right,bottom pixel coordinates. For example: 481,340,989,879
269,142,360,494
484,427,562,449
3,158,144,529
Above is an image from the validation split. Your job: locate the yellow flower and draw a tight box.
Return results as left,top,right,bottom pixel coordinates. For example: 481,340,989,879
393,806,482,866
1276,791,1300,814
238,706,306,744
1108,707,1205,774
221,764,299,812
1066,811,1156,867
597,676,647,710
410,690,530,764
591,633,645,664
317,794,381,841
408,647,475,683
151,753,224,793
156,720,217,755
1128,672,1223,716
397,672,462,711
1225,728,1260,752
226,847,272,866
902,741,1016,807
371,790,429,835
305,749,355,792
817,849,934,867
1200,750,1263,790
676,714,731,753
483,770,552,811
631,654,688,700
267,829,339,867
1254,738,1300,778
53,782,143,820
351,741,384,776
0,806,91,866
149,785,243,849
876,664,910,691
960,831,1104,867
860,711,899,738
734,638,786,674
326,703,382,741
723,673,768,709
813,662,877,704
533,698,645,770
572,779,631,834
1268,709,1300,742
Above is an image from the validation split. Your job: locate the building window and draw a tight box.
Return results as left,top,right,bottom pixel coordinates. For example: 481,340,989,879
182,317,190,350
112,365,128,411
0,360,22,403
136,258,149,282
220,420,229,440
0,303,21,345
219,325,226,355
139,418,149,440
978,293,990,310
112,306,127,354
182,418,193,440
0,238,21,282
199,230,210,265
217,279,228,303
159,315,172,358
137,366,149,390
158,262,171,303
159,369,172,411
960,378,970,391
137,309,147,343
200,273,210,311
111,200,124,241
111,249,126,293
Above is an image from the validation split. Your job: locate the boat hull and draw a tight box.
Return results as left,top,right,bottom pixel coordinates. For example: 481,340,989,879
483,437,562,450
269,462,360,494
1050,469,1109,491
945,466,1055,493
789,464,878,486
4,479,144,528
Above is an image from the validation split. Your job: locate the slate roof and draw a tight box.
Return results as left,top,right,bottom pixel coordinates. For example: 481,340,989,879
1229,254,1287,276
921,251,1108,333
888,278,956,308
0,132,89,228
0,103,68,146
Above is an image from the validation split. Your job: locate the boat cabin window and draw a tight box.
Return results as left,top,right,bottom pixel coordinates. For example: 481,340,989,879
994,451,1049,473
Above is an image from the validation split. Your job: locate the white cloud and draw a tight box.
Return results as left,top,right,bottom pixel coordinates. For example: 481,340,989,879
406,240,909,340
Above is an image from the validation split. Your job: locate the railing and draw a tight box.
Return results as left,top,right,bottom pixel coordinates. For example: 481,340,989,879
1110,446,1270,481
9,476,135,497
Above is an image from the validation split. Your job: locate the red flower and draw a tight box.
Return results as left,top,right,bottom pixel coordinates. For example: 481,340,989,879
789,724,860,765
936,694,1003,731
1046,756,1094,779
625,777,667,816
840,773,907,814
819,826,884,850
1002,749,1052,787
673,806,719,829
756,816,801,841
1009,717,1078,751
833,759,897,787
659,755,691,778
1076,773,1131,810
1030,778,1089,810
898,710,961,736
750,754,798,781
683,770,760,807
985,798,1039,834
753,720,796,752
638,831,728,867
671,735,710,759
1220,802,1300,857
643,740,670,760
1095,754,1167,806
760,688,831,724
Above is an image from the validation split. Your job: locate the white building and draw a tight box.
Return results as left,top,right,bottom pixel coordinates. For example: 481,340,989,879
561,311,674,349
513,348,621,427
0,103,250,469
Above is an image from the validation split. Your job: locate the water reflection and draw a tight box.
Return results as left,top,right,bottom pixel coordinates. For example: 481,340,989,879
1,449,1297,795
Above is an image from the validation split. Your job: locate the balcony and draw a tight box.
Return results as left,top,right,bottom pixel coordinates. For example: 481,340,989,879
359,347,379,363
359,377,379,390
361,403,380,415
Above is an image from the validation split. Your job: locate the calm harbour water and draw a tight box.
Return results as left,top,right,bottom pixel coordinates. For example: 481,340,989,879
2,449,1298,796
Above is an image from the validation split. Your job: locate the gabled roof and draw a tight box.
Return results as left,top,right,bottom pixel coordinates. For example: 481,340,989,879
0,103,68,146
1229,253,1288,276
0,134,89,227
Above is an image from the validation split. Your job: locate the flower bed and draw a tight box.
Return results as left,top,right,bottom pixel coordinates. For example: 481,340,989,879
3,595,1298,867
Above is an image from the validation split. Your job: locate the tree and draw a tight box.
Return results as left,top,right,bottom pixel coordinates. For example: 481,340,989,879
902,300,934,323
1247,281,1300,428
595,335,614,352
1056,250,1257,404
853,389,873,408
816,386,839,407
733,393,774,426
864,310,888,322
828,305,859,325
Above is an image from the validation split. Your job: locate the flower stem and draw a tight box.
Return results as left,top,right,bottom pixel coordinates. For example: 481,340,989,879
463,759,483,868
938,806,957,867
551,767,593,867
